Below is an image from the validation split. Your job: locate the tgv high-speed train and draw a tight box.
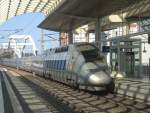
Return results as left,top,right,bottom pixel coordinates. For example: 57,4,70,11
1,43,115,92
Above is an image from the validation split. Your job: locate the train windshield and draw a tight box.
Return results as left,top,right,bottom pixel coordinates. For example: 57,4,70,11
77,44,100,62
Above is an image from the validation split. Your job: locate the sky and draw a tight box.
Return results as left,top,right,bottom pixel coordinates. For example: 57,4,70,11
0,12,59,52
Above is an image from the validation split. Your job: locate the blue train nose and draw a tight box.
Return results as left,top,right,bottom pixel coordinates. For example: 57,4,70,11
88,71,111,86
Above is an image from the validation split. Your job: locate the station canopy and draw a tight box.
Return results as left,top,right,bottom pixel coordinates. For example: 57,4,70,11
39,0,141,32
0,0,62,25
0,0,147,32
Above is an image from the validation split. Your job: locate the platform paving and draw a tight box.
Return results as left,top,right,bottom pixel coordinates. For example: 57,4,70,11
116,78,150,103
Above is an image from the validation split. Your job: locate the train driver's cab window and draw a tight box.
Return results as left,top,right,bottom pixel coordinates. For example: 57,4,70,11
77,44,101,62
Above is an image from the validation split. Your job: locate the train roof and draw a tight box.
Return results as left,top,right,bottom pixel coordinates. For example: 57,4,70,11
43,42,95,54
73,42,93,46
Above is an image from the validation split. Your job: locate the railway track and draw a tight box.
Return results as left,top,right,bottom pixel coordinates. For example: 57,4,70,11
0,71,14,113
0,68,25,113
3,66,150,113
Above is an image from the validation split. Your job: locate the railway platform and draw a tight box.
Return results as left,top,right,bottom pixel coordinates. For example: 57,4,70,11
1,66,150,113
116,77,150,103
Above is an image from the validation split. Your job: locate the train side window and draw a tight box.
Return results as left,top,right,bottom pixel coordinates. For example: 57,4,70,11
51,60,53,68
51,60,54,69
60,60,63,70
55,48,58,53
55,60,57,69
54,60,57,69
57,48,59,53
43,61,45,67
55,46,68,53
45,61,47,68
63,60,66,70
61,48,64,52
59,60,62,70
57,60,60,70
50,60,51,68
53,60,54,69
59,60,61,70
56,48,59,52
53,60,55,69
66,46,68,51
62,47,65,52
49,60,51,68
64,47,67,51
49,61,50,68
51,60,52,68
61,60,63,70
54,60,56,69
60,47,62,52
64,47,66,52
59,60,63,70
55,48,60,53
59,48,62,52
61,60,64,70
57,60,59,70
45,60,47,68
64,60,66,70
47,60,49,68
46,61,48,68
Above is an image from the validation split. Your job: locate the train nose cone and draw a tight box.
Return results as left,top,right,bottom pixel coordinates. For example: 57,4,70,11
88,71,111,85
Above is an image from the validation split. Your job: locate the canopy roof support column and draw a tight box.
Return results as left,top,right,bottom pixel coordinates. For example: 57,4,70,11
68,30,73,44
68,20,74,44
95,18,102,51
139,41,142,78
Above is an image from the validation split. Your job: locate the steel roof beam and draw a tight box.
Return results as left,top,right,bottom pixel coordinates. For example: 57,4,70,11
23,0,32,14
33,0,42,12
39,0,50,13
6,0,11,20
15,0,21,16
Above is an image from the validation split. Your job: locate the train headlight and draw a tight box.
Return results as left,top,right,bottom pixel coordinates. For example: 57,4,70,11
89,72,111,85
90,75,99,80
89,75,100,83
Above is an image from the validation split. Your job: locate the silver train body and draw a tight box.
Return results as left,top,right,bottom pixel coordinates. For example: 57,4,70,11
1,43,114,92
